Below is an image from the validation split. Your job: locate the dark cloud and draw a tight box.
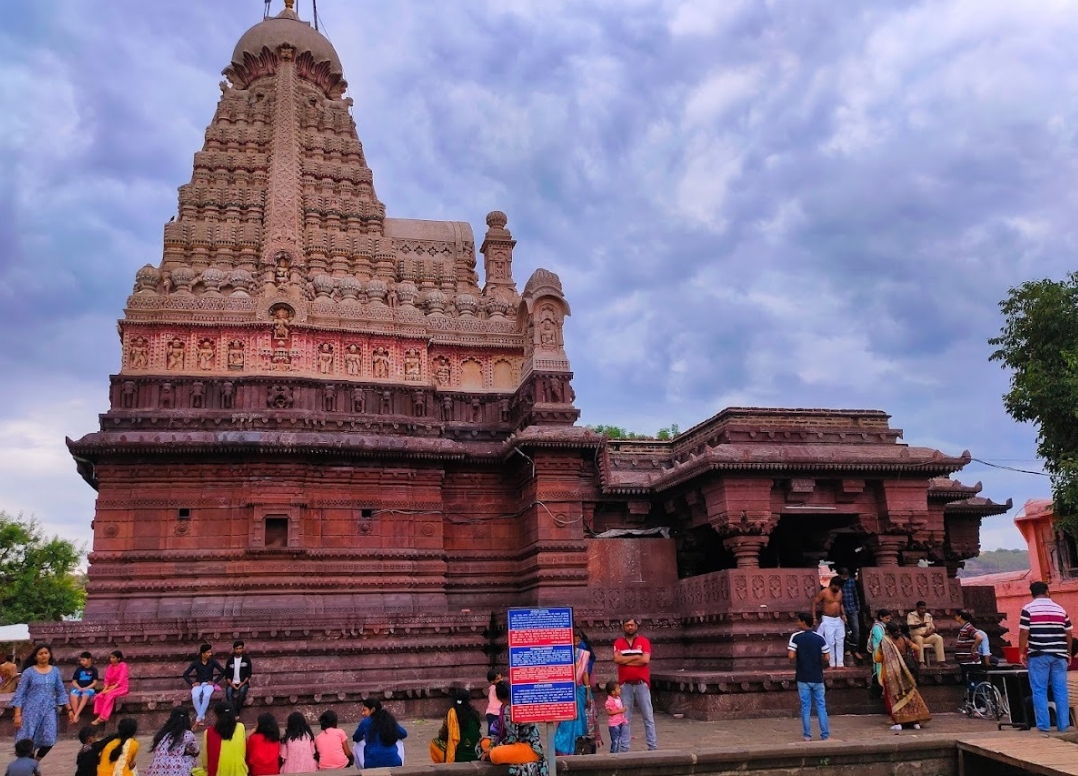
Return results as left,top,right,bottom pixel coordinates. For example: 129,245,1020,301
2,0,1069,550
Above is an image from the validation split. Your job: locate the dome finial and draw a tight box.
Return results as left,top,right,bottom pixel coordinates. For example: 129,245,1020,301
283,0,294,9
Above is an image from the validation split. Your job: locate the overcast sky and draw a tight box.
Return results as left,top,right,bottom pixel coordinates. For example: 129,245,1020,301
3,0,1072,558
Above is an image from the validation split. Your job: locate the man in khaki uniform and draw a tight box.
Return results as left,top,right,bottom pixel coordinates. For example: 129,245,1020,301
907,600,946,665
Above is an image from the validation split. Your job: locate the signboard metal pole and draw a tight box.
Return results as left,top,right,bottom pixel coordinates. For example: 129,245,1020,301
545,721,556,775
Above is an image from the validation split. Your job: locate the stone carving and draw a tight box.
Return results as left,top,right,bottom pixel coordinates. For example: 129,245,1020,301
121,381,137,409
373,347,390,379
404,349,421,381
351,387,365,413
413,390,426,417
275,254,293,288
267,385,294,409
322,384,336,411
318,343,334,374
344,344,361,376
160,382,174,408
380,390,391,414
227,340,244,370
471,399,481,423
270,304,294,340
499,398,510,423
271,348,292,370
129,338,149,369
432,357,450,388
166,339,185,370
134,264,160,294
191,381,205,408
442,396,453,421
197,339,216,370
221,381,234,409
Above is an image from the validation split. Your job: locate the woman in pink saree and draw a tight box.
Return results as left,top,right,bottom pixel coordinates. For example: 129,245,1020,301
91,650,130,725
874,622,931,730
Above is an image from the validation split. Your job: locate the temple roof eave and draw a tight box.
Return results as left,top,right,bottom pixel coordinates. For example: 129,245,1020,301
66,431,484,463
600,445,973,495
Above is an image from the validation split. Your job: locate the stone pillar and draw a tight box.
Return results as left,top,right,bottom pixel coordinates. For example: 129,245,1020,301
869,535,907,567
722,534,769,569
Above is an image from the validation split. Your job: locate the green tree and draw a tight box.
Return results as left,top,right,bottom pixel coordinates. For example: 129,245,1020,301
586,424,681,440
989,273,1078,536
0,512,85,624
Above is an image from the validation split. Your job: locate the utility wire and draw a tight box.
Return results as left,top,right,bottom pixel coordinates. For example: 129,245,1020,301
970,457,1049,476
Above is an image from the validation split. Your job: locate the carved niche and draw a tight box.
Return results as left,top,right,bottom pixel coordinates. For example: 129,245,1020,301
227,340,245,371
432,356,451,388
404,349,421,381
197,339,215,371
267,385,294,409
128,337,149,370
372,347,390,379
191,381,205,408
318,343,334,375
166,339,185,370
344,344,361,376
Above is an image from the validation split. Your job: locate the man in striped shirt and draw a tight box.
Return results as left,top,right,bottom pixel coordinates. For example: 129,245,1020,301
1019,581,1074,732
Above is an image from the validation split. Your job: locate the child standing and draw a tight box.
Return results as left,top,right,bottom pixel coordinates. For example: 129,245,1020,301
485,670,504,735
5,740,39,776
788,611,831,741
69,653,100,724
604,682,628,753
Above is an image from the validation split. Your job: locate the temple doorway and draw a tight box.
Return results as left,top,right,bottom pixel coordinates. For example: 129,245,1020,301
762,513,860,569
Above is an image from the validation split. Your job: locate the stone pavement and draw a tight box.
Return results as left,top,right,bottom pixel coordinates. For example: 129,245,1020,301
17,710,1017,775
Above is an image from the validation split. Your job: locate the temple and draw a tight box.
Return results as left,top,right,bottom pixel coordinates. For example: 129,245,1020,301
40,3,1009,719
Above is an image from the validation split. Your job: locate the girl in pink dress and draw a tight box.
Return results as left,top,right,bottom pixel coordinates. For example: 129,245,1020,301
279,712,317,774
91,651,129,725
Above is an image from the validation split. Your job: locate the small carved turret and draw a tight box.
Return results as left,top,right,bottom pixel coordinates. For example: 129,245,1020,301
480,211,517,300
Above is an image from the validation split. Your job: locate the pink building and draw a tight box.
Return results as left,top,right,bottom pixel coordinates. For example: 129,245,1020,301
962,498,1078,645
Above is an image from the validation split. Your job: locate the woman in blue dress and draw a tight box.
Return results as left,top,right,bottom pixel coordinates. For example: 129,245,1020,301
554,628,596,755
11,643,68,760
352,698,407,768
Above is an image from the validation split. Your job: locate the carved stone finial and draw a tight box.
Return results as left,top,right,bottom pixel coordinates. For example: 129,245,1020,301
481,211,517,299
283,0,295,10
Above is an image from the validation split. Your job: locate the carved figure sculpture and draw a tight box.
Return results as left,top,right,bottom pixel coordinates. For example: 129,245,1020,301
121,381,137,409
323,384,336,411
432,357,451,388
129,338,149,369
227,340,244,370
373,347,390,379
404,349,421,381
318,343,334,374
191,381,205,408
272,307,292,340
166,339,185,370
413,390,425,417
442,396,453,421
539,318,557,349
274,254,290,286
500,398,510,423
344,344,361,376
471,399,482,423
198,339,215,370
351,387,365,413
380,390,391,414
267,385,293,409
221,381,235,409
160,382,174,409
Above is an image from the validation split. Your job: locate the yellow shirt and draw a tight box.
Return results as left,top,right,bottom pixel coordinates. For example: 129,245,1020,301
97,738,139,776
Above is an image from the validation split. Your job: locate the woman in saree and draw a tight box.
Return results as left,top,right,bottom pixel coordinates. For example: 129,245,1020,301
429,687,481,763
874,621,931,730
554,629,595,755
483,682,548,776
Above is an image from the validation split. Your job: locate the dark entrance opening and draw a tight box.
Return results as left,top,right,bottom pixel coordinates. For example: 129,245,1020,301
265,516,289,548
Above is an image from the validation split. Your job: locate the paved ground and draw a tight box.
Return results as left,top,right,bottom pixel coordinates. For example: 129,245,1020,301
19,710,1021,775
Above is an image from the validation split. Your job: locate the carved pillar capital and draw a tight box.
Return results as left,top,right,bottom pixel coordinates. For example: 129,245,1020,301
722,534,770,569
868,534,908,567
